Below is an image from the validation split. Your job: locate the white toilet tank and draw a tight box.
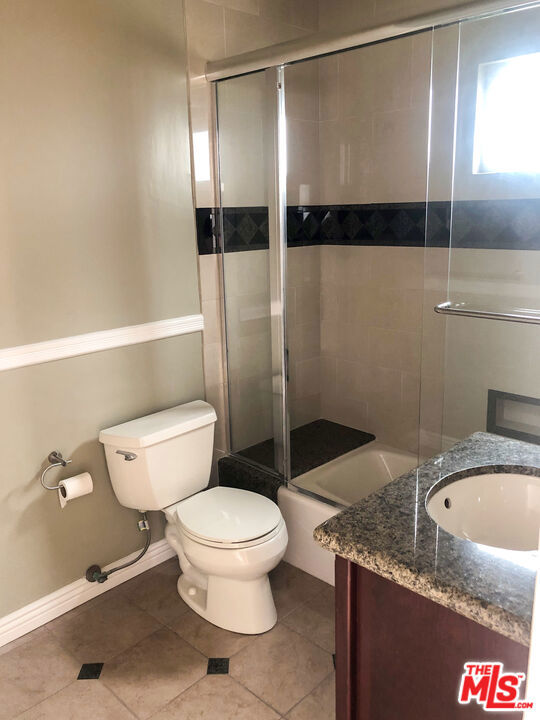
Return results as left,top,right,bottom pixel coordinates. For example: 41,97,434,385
99,401,217,511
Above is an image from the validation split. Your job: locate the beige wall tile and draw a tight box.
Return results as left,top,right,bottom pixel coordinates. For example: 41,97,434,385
370,105,428,203
320,355,336,396
189,84,217,208
217,73,267,207
321,394,369,432
295,282,321,325
224,8,310,56
288,246,321,286
290,394,321,428
287,119,320,205
203,341,226,386
285,60,320,121
205,383,229,452
198,254,223,301
290,321,321,361
318,118,373,205
373,0,455,23
201,299,223,344
339,37,413,121
318,0,375,33
185,0,226,81
370,247,424,289
318,55,339,122
260,0,318,30
206,0,259,13
295,357,321,398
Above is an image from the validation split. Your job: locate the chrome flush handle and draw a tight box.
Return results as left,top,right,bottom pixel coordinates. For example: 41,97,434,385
116,450,138,461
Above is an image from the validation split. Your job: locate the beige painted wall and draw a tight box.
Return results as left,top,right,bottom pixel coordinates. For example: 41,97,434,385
0,0,204,617
0,0,200,348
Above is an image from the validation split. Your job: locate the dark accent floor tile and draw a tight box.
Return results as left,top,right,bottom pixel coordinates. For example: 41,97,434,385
237,419,375,478
207,657,229,674
78,662,104,680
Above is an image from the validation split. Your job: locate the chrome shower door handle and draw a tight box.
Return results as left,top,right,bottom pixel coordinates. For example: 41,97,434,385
116,450,138,461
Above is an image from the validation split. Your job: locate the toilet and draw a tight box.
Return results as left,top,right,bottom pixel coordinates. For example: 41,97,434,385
99,401,288,634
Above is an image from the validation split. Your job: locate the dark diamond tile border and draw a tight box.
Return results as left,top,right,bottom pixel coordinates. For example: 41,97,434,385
196,199,540,255
207,657,229,675
78,662,104,680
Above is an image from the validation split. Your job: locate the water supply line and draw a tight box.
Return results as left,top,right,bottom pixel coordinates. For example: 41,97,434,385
86,512,151,583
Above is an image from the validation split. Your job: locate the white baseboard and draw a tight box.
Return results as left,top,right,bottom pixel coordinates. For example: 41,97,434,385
0,539,176,648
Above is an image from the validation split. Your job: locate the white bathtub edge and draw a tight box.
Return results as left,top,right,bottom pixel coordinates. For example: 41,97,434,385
278,486,339,586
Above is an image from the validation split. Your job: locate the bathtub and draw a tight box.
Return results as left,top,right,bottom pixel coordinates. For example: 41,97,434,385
278,441,418,585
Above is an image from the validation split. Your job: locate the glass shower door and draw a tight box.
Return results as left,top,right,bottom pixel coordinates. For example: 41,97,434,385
215,69,289,478
422,4,540,460
283,32,432,501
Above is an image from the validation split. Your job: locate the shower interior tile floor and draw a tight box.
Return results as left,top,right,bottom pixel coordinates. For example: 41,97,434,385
0,559,335,720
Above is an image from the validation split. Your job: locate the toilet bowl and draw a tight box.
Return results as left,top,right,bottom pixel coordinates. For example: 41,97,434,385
165,487,288,633
99,402,288,635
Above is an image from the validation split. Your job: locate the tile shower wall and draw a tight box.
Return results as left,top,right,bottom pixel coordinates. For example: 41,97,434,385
313,32,432,453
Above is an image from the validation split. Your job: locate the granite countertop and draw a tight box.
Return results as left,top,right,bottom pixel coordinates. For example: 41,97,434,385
314,432,539,646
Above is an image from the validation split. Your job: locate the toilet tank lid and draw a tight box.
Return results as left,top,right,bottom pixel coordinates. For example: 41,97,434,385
99,401,217,449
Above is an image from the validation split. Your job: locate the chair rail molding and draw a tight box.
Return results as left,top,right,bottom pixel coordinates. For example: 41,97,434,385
0,314,204,372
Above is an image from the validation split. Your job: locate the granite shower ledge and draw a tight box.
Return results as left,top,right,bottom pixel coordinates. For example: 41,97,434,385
314,432,540,646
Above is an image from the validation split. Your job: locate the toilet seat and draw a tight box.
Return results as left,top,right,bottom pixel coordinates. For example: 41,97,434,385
167,486,282,548
180,518,285,549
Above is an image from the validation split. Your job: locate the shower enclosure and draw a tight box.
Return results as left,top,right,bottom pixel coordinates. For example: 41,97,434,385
213,1,540,509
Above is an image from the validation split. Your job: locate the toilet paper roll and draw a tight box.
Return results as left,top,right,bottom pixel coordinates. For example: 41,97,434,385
58,473,93,509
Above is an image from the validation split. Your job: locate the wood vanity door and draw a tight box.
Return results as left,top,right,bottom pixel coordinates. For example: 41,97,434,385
335,556,529,720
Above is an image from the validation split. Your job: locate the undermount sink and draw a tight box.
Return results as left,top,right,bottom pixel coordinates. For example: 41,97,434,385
426,469,540,552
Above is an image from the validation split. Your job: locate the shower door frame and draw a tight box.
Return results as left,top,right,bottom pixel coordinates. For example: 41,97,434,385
213,67,291,482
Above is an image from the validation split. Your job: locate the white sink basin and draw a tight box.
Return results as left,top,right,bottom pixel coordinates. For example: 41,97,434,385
426,472,540,551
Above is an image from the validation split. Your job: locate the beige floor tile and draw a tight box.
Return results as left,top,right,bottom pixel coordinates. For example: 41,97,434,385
151,675,280,720
269,562,327,619
16,679,135,719
0,627,50,658
281,586,335,653
170,609,253,658
229,623,333,715
286,672,336,720
0,632,79,720
47,593,161,663
118,558,189,625
100,628,207,719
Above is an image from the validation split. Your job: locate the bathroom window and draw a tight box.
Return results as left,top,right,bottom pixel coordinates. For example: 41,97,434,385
473,51,540,174
193,130,211,182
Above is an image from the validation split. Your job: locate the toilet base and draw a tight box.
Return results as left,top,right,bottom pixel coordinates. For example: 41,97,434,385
178,572,277,635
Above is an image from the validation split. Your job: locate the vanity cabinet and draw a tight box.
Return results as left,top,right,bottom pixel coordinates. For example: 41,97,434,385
335,556,529,720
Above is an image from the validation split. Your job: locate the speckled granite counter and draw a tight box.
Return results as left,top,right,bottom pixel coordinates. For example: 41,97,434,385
314,432,539,646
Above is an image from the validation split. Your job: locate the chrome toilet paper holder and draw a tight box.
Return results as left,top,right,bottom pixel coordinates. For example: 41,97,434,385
41,451,72,491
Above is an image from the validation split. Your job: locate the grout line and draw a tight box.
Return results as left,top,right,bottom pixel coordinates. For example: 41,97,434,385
11,677,77,718
97,677,145,719
283,666,336,718
226,619,334,716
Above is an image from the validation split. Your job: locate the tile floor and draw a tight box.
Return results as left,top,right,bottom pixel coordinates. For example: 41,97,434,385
0,560,335,719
